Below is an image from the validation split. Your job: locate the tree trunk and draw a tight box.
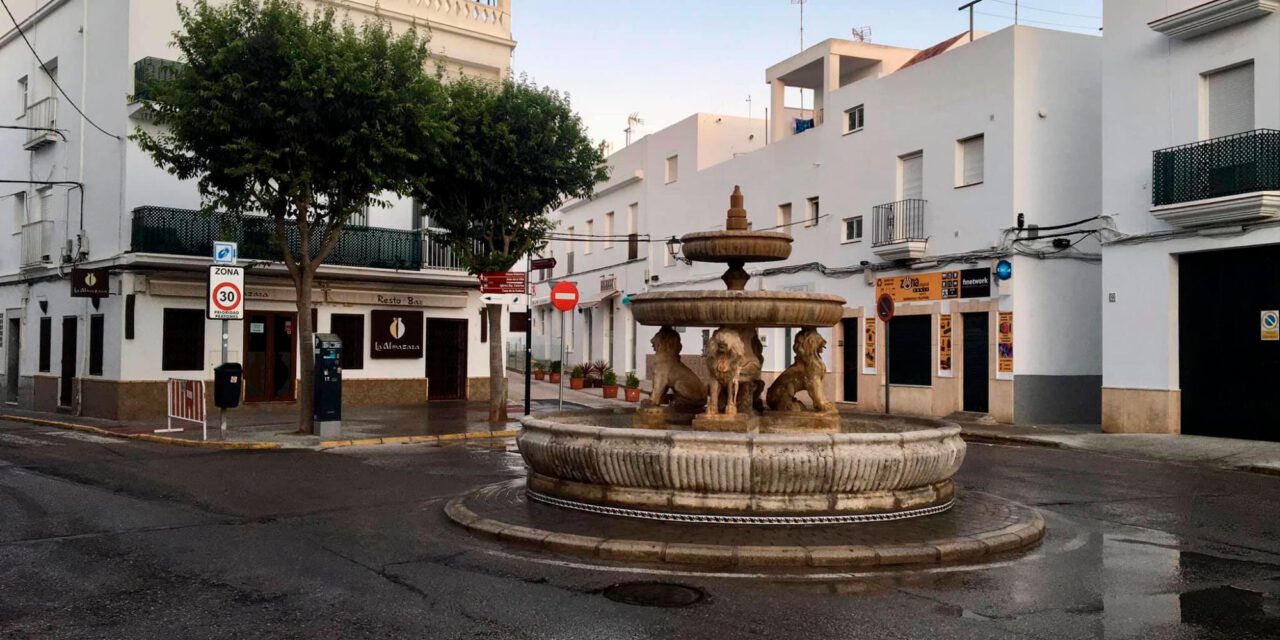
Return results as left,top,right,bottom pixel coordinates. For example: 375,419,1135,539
486,303,507,424
296,269,316,434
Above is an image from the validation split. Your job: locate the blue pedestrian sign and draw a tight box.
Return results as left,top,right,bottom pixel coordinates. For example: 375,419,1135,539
213,241,238,265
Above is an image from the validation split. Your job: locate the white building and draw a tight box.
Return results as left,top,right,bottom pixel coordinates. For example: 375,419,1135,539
538,25,1104,425
1100,0,1280,438
0,0,515,419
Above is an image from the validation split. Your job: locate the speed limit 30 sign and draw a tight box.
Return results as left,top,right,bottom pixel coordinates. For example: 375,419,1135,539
207,265,245,320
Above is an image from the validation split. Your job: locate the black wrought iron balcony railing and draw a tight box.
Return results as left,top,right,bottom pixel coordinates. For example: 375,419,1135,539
872,199,927,246
130,206,466,272
1153,129,1280,207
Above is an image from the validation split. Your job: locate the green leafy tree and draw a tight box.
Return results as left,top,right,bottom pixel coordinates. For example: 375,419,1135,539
134,0,448,433
424,76,607,423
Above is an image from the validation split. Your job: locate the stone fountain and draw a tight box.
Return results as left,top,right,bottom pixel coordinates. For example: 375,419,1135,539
517,187,966,521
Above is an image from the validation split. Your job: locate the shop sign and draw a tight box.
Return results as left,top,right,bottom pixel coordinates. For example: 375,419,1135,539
876,267,994,303
862,317,877,374
70,268,110,298
938,314,953,376
1263,310,1279,341
959,268,991,298
600,275,617,293
997,311,1014,375
370,310,423,359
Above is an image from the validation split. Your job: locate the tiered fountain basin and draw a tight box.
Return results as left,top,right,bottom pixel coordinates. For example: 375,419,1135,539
518,409,965,521
679,230,793,263
629,290,845,328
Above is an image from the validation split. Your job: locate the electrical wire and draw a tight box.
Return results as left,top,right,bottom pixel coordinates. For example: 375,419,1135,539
976,10,1099,31
989,0,1101,20
1,0,121,141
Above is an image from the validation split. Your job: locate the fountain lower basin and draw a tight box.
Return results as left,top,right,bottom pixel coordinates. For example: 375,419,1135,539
517,409,966,519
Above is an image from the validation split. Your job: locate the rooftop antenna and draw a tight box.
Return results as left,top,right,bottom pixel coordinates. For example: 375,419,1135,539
624,112,644,146
851,26,872,42
746,95,753,119
959,0,984,42
791,0,808,51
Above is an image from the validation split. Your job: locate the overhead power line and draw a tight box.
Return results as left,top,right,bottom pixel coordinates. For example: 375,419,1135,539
990,0,1101,20
1,0,121,141
977,10,1099,31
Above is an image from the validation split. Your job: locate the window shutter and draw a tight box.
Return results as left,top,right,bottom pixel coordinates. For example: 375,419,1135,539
962,136,984,185
1207,63,1254,138
901,153,924,200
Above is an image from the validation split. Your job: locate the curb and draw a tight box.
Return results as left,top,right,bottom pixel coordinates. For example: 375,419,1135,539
445,494,1046,569
318,429,519,449
960,431,1066,449
0,414,281,450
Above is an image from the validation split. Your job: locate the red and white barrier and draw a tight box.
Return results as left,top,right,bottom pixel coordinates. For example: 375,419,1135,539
159,378,206,436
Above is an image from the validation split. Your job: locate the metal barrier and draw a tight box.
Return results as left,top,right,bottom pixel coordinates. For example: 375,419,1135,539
160,378,206,437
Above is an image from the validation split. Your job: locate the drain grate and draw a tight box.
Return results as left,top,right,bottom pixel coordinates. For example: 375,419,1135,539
602,581,706,608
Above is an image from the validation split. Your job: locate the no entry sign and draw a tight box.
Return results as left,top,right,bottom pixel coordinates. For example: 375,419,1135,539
551,281,579,312
207,265,244,320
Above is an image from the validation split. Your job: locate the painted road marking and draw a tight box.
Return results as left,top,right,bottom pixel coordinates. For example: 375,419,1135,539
0,433,61,447
48,431,124,444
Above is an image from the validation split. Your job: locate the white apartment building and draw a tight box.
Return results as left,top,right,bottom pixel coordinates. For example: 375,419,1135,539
1100,0,1280,439
0,0,515,419
537,25,1104,425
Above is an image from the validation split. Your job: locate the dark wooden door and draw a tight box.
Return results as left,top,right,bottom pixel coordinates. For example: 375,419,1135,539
244,312,296,402
841,318,858,402
7,317,20,403
963,312,989,413
425,318,467,400
60,316,76,407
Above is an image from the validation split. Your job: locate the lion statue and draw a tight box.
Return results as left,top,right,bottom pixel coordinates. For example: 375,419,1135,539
705,327,762,416
766,328,833,412
648,326,707,409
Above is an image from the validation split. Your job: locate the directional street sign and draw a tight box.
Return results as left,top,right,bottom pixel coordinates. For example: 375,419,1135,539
551,281,579,312
479,272,526,294
207,265,245,320
479,293,526,307
530,257,557,271
213,241,238,265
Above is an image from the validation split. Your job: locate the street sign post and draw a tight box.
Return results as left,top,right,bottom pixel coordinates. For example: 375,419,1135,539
876,293,895,416
207,264,244,440
550,281,580,409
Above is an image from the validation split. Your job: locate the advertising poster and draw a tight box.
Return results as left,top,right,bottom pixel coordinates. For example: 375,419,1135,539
938,314,953,377
862,317,877,373
997,311,1014,375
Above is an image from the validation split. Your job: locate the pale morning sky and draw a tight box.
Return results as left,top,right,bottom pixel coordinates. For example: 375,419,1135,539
510,0,1103,151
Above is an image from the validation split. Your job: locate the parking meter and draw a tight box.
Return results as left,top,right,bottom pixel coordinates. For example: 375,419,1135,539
314,333,342,436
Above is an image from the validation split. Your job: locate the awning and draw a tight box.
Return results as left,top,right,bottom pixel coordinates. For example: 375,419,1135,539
577,290,620,309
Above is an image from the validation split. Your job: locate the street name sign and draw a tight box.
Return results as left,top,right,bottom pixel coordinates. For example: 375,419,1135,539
479,272,527,294
207,265,245,320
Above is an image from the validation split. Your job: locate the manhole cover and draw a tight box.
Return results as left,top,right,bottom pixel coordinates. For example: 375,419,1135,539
602,581,706,608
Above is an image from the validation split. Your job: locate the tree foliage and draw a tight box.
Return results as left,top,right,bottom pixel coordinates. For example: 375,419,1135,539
424,75,608,274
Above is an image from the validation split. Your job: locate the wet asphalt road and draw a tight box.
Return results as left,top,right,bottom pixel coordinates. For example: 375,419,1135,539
1,419,1278,639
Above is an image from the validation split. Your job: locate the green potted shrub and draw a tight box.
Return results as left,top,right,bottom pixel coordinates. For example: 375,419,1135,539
587,359,610,388
601,369,619,399
532,360,546,381
624,371,641,402
569,364,585,390
548,360,562,384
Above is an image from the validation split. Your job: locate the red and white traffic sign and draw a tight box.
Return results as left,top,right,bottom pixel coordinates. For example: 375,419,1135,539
479,272,527,294
876,293,896,323
207,265,244,320
551,281,579,312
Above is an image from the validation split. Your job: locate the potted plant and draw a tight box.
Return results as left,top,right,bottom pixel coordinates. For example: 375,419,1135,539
548,360,562,384
624,371,642,402
587,360,610,389
601,369,619,399
569,364,586,390
532,360,546,381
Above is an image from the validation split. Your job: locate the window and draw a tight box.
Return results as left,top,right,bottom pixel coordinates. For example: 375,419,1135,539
11,191,25,234
842,216,863,243
900,152,924,200
1203,62,1254,139
89,314,104,376
38,316,51,372
627,203,638,233
35,187,51,222
957,135,984,187
329,314,365,370
604,212,614,248
777,203,792,235
665,155,679,184
844,104,864,133
162,308,205,371
584,219,593,254
805,197,820,227
888,315,931,386
17,76,27,116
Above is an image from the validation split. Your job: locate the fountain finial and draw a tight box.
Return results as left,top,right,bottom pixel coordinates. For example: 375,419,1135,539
726,185,748,231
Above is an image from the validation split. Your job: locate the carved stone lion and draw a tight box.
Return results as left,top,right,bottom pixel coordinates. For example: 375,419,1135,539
648,326,707,409
767,328,832,412
705,327,762,416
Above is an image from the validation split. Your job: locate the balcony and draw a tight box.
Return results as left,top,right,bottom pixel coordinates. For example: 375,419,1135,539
871,199,928,260
1151,129,1280,227
130,206,467,272
21,220,55,268
22,97,58,150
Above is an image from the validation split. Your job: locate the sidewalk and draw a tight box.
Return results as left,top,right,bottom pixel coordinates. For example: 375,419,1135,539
507,371,637,410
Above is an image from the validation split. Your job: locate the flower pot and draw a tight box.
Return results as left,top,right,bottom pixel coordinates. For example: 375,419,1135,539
548,372,561,384
624,387,641,402
602,385,619,399
570,377,585,390
533,371,545,381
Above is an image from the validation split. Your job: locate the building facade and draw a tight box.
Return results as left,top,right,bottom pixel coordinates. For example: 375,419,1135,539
1100,0,1280,438
0,0,515,419
537,26,1104,425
